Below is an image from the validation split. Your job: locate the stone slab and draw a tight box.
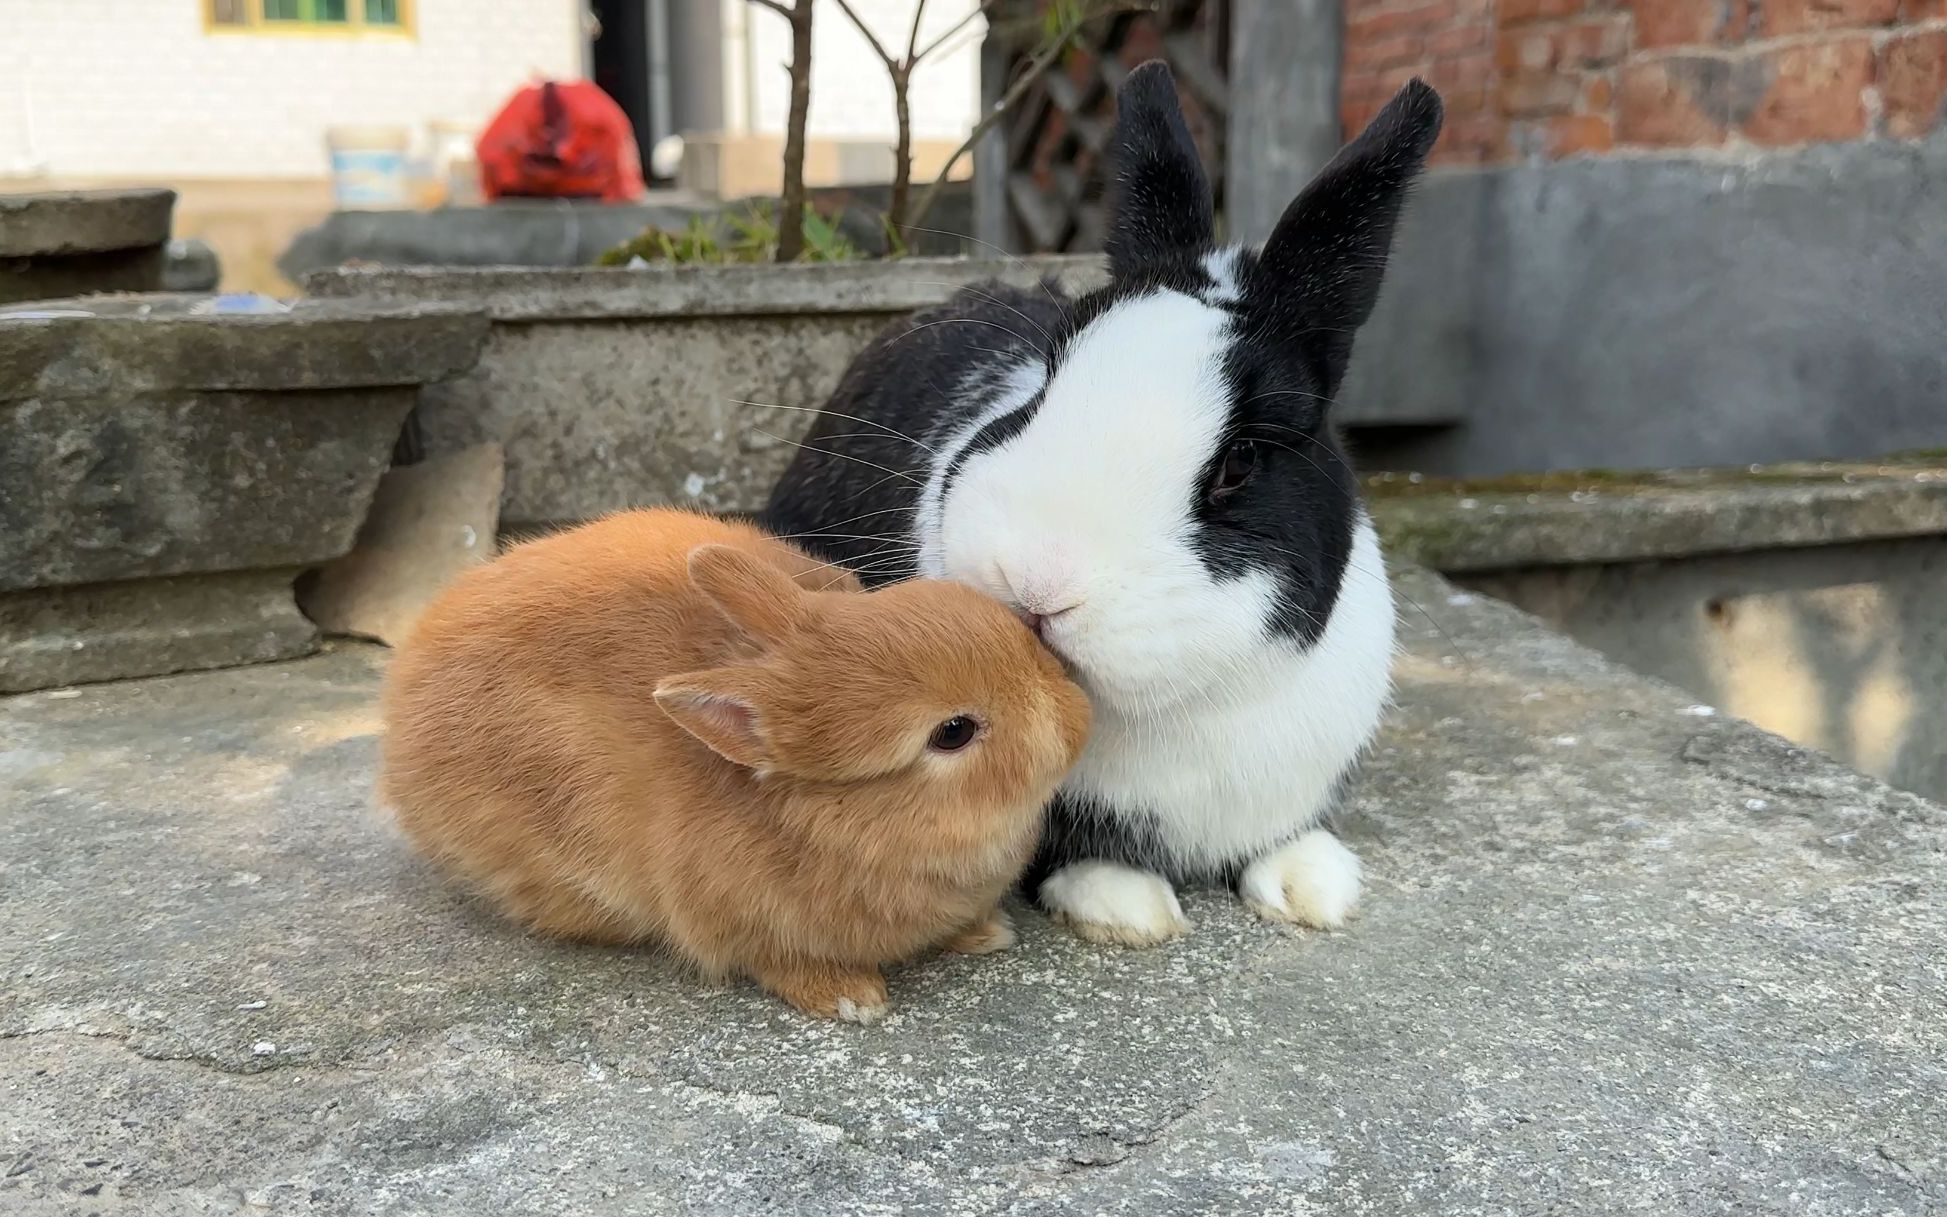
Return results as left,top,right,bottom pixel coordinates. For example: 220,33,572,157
0,245,169,306
0,387,419,592
304,255,1110,321
0,189,175,258
1,567,1940,1213
0,296,489,400
0,568,317,693
1370,460,1947,573
277,198,725,284
297,444,504,646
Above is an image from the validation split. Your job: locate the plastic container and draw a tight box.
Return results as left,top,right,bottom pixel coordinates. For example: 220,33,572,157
326,126,411,209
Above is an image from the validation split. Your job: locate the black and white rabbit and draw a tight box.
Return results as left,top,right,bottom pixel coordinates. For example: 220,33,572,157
763,62,1442,946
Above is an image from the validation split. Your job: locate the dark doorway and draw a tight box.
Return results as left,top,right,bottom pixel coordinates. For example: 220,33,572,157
590,0,662,180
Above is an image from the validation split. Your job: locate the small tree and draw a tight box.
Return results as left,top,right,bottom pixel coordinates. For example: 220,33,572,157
747,0,817,261
750,0,1158,257
839,0,1158,240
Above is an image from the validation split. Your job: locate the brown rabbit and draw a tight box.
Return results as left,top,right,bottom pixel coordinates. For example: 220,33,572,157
379,509,1089,1021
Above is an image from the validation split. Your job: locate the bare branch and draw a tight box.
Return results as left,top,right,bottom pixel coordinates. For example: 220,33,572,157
903,0,930,64
832,0,899,70
914,0,996,65
745,0,793,19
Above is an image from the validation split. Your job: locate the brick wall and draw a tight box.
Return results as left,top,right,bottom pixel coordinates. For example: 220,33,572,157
1342,0,1947,164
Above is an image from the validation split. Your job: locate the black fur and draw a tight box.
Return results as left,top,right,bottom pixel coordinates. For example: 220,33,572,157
762,65,1442,891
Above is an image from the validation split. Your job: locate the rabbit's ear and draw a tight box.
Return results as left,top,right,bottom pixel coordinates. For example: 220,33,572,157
1103,60,1214,277
688,544,806,646
655,666,777,773
1254,80,1443,396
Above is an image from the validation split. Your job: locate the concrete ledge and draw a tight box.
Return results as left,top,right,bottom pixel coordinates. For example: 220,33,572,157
0,570,317,694
1371,460,1947,573
0,296,490,399
305,255,1110,321
2,567,1940,1212
0,189,175,258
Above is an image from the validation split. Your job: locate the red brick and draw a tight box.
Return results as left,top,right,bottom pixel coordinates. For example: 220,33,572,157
1761,0,1898,36
1584,74,1615,110
1432,113,1510,163
1346,32,1429,70
1741,38,1875,145
1556,17,1630,68
1500,0,1585,22
1438,83,1492,113
1496,28,1556,72
1882,29,1947,138
1426,23,1490,56
1631,0,1751,47
1903,0,1947,18
1547,113,1616,155
1617,58,1731,145
1348,0,1455,40
1501,71,1583,116
1429,48,1496,91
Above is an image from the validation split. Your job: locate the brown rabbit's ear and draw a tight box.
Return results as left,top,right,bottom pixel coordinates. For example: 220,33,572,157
654,668,777,773
688,544,806,646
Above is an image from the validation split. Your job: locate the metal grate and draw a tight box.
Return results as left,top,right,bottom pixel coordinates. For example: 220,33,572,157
984,0,1230,254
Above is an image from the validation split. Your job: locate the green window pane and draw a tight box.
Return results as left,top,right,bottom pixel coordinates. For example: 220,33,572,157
315,0,350,22
364,0,402,25
262,0,303,19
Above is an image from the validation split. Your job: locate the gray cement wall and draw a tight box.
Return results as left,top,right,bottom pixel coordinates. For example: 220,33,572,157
306,258,1111,531
1343,137,1947,475
1464,538,1947,804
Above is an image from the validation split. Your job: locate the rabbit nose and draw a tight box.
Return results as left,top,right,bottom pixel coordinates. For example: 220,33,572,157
994,559,1081,629
1017,606,1076,641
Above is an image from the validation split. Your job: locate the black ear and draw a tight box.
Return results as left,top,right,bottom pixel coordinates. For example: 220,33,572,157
1103,61,1213,277
1255,80,1444,395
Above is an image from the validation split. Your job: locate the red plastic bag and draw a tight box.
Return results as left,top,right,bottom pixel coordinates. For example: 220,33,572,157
476,80,644,203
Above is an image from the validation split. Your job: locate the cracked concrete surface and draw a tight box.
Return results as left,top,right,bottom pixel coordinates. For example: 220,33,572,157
3,568,1943,1215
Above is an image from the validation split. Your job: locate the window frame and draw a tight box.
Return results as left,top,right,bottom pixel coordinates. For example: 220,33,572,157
205,0,415,37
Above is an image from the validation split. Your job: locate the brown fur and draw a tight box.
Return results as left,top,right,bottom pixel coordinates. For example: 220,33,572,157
379,509,1089,1020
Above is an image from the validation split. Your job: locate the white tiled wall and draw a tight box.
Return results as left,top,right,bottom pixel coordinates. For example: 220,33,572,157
0,0,585,179
740,0,983,142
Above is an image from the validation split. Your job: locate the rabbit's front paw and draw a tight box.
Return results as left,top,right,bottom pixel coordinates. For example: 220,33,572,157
943,907,1017,955
758,961,890,1023
1041,861,1189,947
1240,830,1361,929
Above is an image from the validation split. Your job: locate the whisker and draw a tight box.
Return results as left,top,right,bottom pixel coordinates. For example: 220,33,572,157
750,430,923,487
727,398,940,457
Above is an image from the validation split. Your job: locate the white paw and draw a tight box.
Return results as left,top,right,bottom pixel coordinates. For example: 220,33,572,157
1040,861,1189,948
834,996,887,1025
1240,830,1362,929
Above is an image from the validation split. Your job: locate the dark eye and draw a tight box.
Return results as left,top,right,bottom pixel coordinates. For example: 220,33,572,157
928,716,981,752
1208,438,1258,502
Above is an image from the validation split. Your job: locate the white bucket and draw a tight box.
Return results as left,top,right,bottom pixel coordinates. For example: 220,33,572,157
326,126,411,209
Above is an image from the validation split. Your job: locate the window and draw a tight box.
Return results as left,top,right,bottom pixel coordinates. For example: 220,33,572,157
208,0,410,33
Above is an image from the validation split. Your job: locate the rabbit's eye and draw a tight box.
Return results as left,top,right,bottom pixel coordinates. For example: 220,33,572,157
1208,438,1258,503
929,716,982,752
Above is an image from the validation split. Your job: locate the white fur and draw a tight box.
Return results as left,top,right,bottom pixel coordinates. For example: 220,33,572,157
834,996,886,1025
1039,860,1189,945
915,282,1397,932
1239,829,1363,929
1201,247,1244,304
